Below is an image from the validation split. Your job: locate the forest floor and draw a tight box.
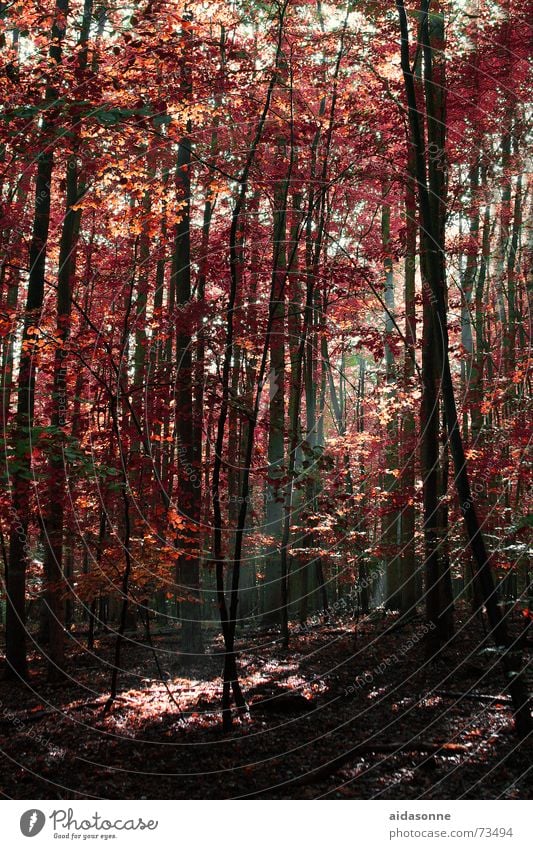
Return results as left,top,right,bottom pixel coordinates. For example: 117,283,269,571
0,604,531,799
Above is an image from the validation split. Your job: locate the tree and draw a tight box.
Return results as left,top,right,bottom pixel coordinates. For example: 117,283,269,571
396,0,531,735
5,0,70,680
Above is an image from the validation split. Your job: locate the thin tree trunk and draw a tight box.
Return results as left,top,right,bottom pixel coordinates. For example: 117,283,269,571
263,140,288,627
211,1,289,730
382,198,401,611
401,146,418,613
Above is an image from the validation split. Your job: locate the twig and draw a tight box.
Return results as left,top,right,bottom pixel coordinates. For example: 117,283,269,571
291,741,468,786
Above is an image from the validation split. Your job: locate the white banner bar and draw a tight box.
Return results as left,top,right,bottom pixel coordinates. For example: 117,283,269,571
1,800,531,848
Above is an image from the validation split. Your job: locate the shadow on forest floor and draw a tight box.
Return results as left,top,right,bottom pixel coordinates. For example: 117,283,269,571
0,604,531,799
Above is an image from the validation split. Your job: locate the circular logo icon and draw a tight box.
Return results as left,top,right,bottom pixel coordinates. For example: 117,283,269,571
20,810,46,837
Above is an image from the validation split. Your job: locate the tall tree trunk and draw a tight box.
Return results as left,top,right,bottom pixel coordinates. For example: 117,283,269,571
211,1,289,729
262,141,288,627
173,128,203,657
382,199,402,611
420,0,448,651
41,0,92,681
279,185,313,646
471,171,490,439
5,0,69,680
397,0,531,735
401,147,418,613
421,250,442,650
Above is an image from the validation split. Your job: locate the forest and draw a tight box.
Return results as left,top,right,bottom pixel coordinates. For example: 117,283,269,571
0,0,531,800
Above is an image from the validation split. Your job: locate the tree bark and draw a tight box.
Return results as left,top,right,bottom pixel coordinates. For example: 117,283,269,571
173,128,203,657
